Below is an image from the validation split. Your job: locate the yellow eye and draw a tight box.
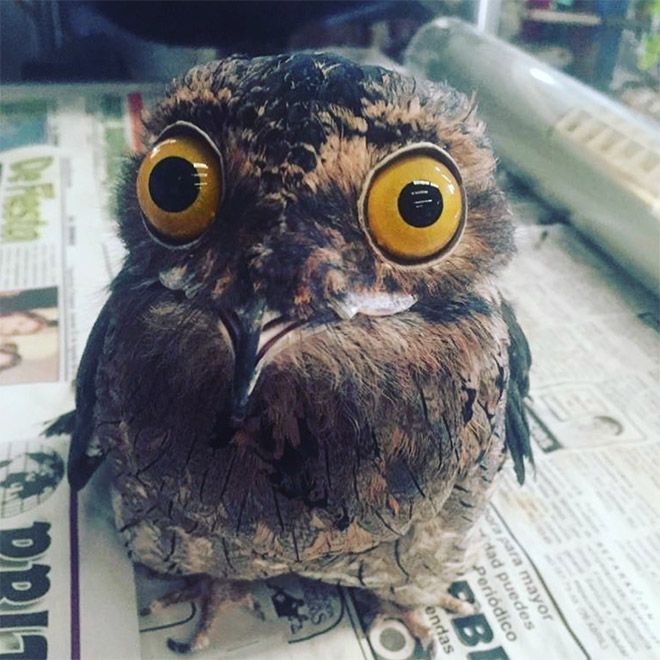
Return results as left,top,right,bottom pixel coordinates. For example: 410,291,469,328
361,145,466,265
136,125,222,244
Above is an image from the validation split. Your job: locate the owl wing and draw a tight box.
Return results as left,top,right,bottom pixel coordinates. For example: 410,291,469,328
502,300,533,484
45,299,114,490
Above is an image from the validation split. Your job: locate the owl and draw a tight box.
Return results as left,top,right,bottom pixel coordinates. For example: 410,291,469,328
48,53,532,653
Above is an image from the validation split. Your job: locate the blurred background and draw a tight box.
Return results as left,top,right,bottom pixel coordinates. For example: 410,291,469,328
1,0,658,121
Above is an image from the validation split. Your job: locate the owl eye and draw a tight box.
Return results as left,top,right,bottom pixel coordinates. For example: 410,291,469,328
360,144,466,265
136,124,223,244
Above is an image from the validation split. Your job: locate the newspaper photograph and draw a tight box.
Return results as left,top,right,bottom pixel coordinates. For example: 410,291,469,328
0,88,145,388
0,287,59,385
1,86,658,660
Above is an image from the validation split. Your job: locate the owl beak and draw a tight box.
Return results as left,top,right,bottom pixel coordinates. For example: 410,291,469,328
226,300,316,425
228,298,266,425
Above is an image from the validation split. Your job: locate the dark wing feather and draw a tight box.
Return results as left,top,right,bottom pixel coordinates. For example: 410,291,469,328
502,300,534,484
44,409,76,436
45,299,113,490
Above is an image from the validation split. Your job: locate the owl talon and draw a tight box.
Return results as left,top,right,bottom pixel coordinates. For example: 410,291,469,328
166,631,213,654
166,638,194,654
144,576,258,653
250,597,266,621
437,593,475,616
140,577,205,616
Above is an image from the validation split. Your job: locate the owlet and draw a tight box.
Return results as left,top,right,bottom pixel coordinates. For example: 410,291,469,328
48,53,532,653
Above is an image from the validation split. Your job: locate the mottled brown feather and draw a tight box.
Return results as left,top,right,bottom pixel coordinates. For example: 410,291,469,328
51,53,532,649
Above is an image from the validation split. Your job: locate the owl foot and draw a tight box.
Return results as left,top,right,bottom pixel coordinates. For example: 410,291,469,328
141,576,261,654
139,576,204,616
436,592,475,615
370,595,474,659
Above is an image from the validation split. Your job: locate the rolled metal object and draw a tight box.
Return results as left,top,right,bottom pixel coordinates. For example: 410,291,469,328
405,18,660,293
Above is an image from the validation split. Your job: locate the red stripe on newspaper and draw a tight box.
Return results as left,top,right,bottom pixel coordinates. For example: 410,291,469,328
127,92,144,154
70,490,81,660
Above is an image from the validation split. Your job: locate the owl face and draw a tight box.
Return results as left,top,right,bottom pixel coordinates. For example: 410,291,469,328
115,53,513,426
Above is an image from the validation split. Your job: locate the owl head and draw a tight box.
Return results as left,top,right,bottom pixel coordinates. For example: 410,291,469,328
115,53,513,427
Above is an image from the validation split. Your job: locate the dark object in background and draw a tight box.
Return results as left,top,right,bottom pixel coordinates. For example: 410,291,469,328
21,33,130,81
9,0,433,82
520,0,631,90
93,1,432,54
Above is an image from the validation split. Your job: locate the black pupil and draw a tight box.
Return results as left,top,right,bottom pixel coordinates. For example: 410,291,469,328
149,156,200,213
397,180,443,228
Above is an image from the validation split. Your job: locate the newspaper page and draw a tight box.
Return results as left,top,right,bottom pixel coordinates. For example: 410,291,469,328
0,389,140,660
0,87,148,660
2,86,659,660
0,87,150,387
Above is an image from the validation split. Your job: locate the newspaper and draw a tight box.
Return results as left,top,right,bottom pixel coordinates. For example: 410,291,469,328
1,87,147,660
0,89,150,387
1,86,659,660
